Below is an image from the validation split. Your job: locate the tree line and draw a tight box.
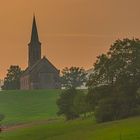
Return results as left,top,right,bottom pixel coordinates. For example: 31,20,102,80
57,38,140,122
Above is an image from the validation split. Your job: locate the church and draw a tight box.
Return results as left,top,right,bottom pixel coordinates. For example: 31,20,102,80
20,16,61,90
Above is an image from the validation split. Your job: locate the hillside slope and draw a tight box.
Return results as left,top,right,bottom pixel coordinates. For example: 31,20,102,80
0,90,60,125
2,117,140,140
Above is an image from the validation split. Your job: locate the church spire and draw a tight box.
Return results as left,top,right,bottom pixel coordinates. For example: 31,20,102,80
30,15,39,42
28,15,41,67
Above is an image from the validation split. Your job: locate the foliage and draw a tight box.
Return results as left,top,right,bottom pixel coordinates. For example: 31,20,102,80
61,67,87,88
57,88,79,120
2,65,23,90
73,91,89,117
94,98,116,123
87,38,140,122
88,38,140,88
87,85,113,111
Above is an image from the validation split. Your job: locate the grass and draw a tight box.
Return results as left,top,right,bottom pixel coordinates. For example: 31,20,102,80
0,90,60,125
0,89,140,140
1,116,140,140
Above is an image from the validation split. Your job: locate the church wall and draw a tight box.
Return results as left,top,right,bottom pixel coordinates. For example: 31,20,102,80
20,75,30,90
34,72,60,89
20,70,61,90
38,72,55,89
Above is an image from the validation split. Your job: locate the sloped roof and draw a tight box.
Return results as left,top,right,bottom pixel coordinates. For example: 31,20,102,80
21,57,59,77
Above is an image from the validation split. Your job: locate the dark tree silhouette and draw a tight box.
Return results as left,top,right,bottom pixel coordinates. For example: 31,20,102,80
2,65,23,90
61,67,87,89
87,38,140,122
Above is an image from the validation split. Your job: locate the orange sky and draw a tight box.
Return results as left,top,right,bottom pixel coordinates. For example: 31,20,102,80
0,0,140,79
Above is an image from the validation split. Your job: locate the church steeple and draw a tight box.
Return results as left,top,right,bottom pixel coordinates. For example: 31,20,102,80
28,15,41,67
31,15,39,42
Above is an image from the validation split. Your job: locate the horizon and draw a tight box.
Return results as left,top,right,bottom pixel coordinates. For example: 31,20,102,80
1,0,140,79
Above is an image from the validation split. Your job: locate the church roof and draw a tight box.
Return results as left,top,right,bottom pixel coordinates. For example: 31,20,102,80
21,57,59,76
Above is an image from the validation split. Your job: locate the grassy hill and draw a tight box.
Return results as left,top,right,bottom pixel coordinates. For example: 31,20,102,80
1,90,140,140
1,116,140,140
0,90,60,125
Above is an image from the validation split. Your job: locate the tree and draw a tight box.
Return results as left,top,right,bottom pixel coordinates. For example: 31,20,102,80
73,91,89,117
87,38,140,122
88,38,140,88
61,67,87,89
94,98,117,123
58,67,88,120
86,85,113,111
57,88,89,120
57,88,79,120
2,65,23,90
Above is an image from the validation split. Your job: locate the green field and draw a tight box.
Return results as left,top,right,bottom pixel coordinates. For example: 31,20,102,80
0,90,140,140
1,117,140,140
0,90,60,125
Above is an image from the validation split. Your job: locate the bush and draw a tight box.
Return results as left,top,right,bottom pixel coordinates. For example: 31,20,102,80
94,98,117,123
94,95,138,123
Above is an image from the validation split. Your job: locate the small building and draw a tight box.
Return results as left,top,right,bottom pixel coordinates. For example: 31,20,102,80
20,16,61,90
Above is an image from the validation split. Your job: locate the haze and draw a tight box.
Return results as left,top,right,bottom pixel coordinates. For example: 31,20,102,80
0,0,140,78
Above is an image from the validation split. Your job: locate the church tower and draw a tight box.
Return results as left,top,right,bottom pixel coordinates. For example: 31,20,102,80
28,15,41,67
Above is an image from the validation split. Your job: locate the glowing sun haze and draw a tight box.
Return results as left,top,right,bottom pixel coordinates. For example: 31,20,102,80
0,0,140,78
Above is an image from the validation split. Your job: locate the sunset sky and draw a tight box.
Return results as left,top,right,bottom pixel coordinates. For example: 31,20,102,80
0,0,140,79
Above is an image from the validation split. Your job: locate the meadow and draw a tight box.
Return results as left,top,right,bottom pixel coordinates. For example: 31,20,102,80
1,116,140,140
0,90,60,125
0,90,140,140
